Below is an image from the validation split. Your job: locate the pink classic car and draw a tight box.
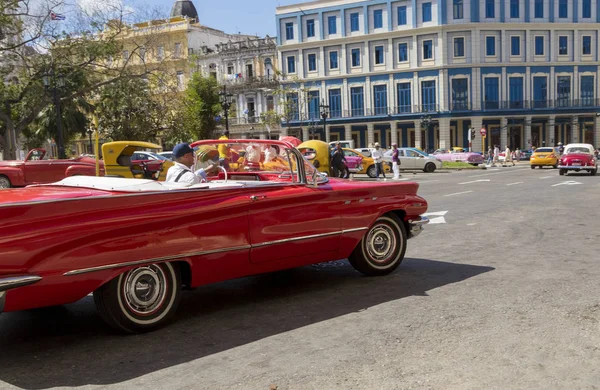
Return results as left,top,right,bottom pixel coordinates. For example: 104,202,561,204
433,148,484,165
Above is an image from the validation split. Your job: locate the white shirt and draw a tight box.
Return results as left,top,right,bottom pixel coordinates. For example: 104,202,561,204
371,148,384,163
166,162,203,186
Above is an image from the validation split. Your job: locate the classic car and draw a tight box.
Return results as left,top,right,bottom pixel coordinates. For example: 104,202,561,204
102,141,173,181
344,149,391,178
432,149,484,166
558,143,597,176
0,148,100,189
0,139,429,333
383,148,443,173
158,151,173,160
340,148,364,173
530,147,560,169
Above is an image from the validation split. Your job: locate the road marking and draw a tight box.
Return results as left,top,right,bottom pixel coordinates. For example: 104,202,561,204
417,180,439,184
467,223,477,226
552,181,582,187
423,211,448,224
506,182,524,186
459,179,490,185
444,191,473,197
468,168,529,178
540,176,554,179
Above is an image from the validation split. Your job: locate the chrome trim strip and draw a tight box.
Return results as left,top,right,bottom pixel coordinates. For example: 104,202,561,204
408,216,430,238
0,291,5,313
252,231,342,248
342,227,370,234
0,275,43,292
64,245,251,276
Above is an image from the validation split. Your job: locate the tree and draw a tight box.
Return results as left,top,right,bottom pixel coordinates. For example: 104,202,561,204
181,73,221,141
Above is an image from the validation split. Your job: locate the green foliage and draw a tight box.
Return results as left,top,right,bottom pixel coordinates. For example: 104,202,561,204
181,73,222,140
260,110,282,128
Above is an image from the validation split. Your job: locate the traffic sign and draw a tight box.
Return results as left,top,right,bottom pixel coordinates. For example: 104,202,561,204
480,127,487,137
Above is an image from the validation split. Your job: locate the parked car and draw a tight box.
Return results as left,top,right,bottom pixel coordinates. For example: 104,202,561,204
298,140,333,175
384,148,443,173
347,149,392,177
530,147,559,169
433,149,484,165
0,149,101,189
558,143,597,176
329,140,355,150
0,139,430,333
354,148,372,157
103,142,174,181
341,148,364,173
158,151,173,160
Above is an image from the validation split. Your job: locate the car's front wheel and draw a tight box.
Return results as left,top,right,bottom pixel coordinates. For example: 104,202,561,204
531,165,536,169
591,169,597,176
366,165,377,178
94,262,182,333
424,162,436,173
0,175,11,189
348,215,407,276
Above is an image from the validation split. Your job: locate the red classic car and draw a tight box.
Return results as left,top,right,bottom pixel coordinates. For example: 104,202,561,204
0,139,429,333
0,149,100,189
558,143,597,176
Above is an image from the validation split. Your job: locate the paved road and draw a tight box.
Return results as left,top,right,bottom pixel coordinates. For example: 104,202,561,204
1,165,599,389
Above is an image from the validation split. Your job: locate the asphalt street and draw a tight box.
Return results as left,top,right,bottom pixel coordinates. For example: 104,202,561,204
1,164,599,389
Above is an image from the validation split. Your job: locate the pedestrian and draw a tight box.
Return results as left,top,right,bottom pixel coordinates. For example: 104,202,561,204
486,147,493,165
557,142,565,155
515,148,521,162
493,145,500,166
504,146,514,166
331,142,349,179
391,143,401,179
371,142,386,180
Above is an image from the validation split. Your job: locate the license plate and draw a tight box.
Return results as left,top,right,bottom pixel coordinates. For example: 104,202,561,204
572,163,581,166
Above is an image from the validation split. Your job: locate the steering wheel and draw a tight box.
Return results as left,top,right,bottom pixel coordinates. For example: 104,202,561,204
218,166,228,183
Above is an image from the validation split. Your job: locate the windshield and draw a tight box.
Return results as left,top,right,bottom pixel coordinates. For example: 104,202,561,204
565,147,592,154
535,148,553,153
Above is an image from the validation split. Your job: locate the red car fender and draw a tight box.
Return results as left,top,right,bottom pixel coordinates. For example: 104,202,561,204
65,165,104,177
0,166,26,186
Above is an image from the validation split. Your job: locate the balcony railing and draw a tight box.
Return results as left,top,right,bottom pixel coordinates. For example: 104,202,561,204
222,75,279,90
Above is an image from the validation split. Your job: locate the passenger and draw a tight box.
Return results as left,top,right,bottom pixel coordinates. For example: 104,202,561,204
391,143,401,180
166,143,217,185
218,130,231,169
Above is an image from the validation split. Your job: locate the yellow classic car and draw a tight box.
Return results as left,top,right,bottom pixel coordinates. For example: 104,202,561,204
102,141,174,181
344,149,392,178
530,147,559,169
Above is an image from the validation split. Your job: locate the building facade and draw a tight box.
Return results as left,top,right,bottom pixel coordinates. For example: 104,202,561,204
276,0,600,151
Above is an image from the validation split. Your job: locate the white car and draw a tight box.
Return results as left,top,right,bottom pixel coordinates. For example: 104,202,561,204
158,151,173,160
354,148,372,157
131,151,169,162
383,148,443,173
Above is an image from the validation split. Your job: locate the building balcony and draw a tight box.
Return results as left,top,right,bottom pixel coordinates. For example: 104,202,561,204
221,75,279,91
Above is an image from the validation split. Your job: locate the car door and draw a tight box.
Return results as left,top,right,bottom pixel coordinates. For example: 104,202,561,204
398,149,414,169
405,149,425,169
248,183,341,266
343,150,361,170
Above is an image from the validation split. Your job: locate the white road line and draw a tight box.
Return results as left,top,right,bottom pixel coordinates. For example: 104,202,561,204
468,168,529,178
459,179,491,185
506,182,524,186
417,180,439,184
444,190,474,197
540,176,554,179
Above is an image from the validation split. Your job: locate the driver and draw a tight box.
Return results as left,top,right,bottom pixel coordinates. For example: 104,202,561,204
166,143,217,185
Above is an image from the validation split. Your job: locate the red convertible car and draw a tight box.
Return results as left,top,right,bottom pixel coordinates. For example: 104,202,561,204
0,139,429,333
558,143,597,176
0,148,100,189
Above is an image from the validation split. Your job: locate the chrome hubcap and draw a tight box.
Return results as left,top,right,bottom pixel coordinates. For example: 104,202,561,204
0,179,9,189
365,224,396,264
122,265,168,316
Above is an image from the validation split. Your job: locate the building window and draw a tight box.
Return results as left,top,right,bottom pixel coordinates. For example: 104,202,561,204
398,43,408,62
421,80,436,112
350,12,360,32
422,2,432,22
351,86,364,117
306,19,315,38
176,71,185,91
266,96,274,111
374,46,384,65
485,0,495,18
329,89,342,118
328,16,337,34
174,43,182,58
287,93,299,120
581,76,594,106
396,82,412,113
582,36,592,55
285,23,294,40
398,6,407,25
423,40,433,60
486,36,496,56
558,0,568,18
287,56,296,73
308,91,320,120
157,46,164,61
373,85,388,115
454,37,465,58
227,63,234,75
535,36,544,55
511,36,520,56
451,78,468,110
351,48,361,67
373,9,383,29
533,76,548,107
510,0,519,18
582,0,592,18
557,76,571,107
484,77,499,109
329,51,339,69
453,0,463,19
308,53,317,72
559,36,568,55
509,77,524,108
534,0,544,18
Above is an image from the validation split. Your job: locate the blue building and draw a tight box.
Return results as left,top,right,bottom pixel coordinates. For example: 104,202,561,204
276,0,600,151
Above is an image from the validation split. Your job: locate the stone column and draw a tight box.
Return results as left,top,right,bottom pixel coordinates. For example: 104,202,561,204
367,123,375,147
471,116,484,153
438,118,451,150
414,120,422,150
302,126,309,141
524,115,532,150
548,116,556,146
344,124,352,141
390,121,398,147
501,117,508,148
325,124,331,143
594,115,600,148
571,116,579,143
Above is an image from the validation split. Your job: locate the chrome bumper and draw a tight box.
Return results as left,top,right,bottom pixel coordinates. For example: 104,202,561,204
0,275,42,314
558,165,596,170
408,216,429,238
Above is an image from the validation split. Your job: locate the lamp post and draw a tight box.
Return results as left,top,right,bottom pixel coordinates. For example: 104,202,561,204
218,85,233,132
42,71,65,159
320,100,329,141
86,127,94,154
309,120,317,140
420,114,432,152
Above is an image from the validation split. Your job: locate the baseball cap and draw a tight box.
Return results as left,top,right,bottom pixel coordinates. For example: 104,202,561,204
172,143,194,159
374,142,380,147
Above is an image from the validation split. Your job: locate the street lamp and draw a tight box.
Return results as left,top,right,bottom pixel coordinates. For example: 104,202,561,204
86,127,94,154
420,115,432,152
320,100,329,140
218,85,234,132
42,71,65,159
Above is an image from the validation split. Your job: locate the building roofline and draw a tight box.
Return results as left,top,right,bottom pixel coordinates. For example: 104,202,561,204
276,0,365,15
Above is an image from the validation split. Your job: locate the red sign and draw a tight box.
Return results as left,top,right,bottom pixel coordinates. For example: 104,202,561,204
480,128,487,137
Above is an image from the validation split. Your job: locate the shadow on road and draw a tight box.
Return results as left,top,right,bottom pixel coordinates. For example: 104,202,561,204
0,258,493,389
